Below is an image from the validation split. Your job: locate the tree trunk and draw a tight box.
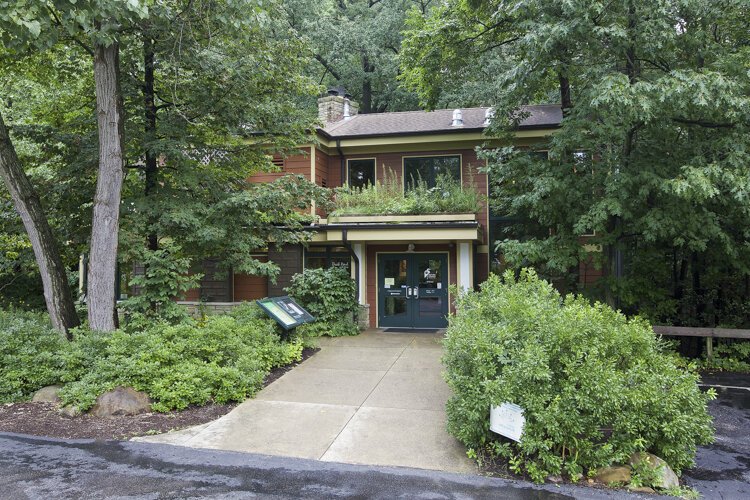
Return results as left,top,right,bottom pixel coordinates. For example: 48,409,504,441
88,41,125,331
143,35,158,252
558,72,572,114
361,54,374,114
0,112,80,337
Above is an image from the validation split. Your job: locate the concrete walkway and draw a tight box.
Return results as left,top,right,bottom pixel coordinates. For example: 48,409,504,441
136,330,476,474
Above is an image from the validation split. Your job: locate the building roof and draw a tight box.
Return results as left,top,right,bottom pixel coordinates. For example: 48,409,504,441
319,104,562,139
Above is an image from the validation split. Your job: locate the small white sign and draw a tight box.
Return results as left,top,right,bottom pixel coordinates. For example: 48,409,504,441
384,278,395,286
490,403,525,442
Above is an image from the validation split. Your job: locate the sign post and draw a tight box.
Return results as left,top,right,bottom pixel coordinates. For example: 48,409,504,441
256,296,315,335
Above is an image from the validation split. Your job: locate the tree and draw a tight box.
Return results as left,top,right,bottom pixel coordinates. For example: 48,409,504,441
0,109,79,335
401,0,750,325
115,0,323,311
283,0,433,113
3,1,328,322
1,1,148,331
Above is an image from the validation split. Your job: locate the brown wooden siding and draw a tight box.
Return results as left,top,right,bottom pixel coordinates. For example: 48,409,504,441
475,253,489,288
267,244,303,296
248,147,311,184
233,257,268,301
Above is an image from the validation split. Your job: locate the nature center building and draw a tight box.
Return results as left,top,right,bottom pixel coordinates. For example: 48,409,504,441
184,88,564,329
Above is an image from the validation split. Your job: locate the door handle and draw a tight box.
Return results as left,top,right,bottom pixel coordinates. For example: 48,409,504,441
406,287,412,297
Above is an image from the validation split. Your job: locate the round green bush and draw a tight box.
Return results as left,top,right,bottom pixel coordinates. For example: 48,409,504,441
286,265,359,337
443,269,714,483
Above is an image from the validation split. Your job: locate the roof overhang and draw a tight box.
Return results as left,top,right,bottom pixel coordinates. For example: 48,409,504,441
308,221,483,244
315,128,559,155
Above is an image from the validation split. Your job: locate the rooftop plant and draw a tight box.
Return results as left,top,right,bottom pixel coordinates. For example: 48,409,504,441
331,169,482,216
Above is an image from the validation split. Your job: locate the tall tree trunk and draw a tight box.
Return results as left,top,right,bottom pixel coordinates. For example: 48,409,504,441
558,72,572,114
605,0,639,309
143,35,158,252
361,54,374,114
557,70,578,290
0,112,80,337
88,41,125,331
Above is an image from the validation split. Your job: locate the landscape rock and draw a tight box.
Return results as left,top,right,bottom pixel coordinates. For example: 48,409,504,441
629,452,679,490
32,385,62,404
627,485,656,494
545,475,563,484
90,387,151,417
594,465,632,485
59,405,81,418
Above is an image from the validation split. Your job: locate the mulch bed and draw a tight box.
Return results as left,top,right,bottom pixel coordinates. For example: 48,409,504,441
0,347,318,441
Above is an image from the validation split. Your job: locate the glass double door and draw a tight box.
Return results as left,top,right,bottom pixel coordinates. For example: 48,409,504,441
378,253,449,329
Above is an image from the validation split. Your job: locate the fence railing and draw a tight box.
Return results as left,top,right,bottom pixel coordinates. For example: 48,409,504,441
653,326,750,360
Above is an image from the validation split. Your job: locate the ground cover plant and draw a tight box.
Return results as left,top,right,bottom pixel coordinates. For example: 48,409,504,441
699,339,750,373
0,309,71,403
0,304,303,412
332,170,482,216
443,269,715,486
286,265,359,337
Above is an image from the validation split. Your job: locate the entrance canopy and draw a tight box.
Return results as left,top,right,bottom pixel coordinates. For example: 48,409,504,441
310,214,483,244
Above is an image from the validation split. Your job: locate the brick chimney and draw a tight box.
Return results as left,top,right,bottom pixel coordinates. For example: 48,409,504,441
318,86,359,125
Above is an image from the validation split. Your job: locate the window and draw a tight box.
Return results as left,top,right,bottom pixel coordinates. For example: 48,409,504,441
530,150,549,161
304,246,350,269
347,159,375,189
403,155,460,190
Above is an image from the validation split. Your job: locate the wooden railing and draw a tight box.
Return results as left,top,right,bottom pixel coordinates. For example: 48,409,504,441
653,326,750,360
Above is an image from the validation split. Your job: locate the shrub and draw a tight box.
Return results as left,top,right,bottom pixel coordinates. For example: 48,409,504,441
285,265,359,337
444,269,714,483
0,309,72,403
332,170,482,216
119,241,200,326
59,313,302,412
0,307,303,412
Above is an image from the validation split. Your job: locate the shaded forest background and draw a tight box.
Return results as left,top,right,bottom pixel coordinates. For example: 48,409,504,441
1,0,748,332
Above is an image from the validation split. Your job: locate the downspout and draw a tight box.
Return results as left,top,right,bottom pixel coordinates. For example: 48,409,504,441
342,229,360,304
336,138,345,186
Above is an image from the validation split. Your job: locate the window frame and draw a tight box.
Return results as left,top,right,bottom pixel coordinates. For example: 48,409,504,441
401,154,462,191
303,246,351,270
346,157,376,189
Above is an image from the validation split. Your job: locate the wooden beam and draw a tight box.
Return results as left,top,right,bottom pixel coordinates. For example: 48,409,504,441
653,326,750,340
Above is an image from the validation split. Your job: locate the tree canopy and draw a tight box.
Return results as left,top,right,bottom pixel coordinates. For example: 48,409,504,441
402,0,750,326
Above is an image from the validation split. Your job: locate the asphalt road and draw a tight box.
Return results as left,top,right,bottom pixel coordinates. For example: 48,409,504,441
682,375,750,499
0,432,652,500
1,375,748,499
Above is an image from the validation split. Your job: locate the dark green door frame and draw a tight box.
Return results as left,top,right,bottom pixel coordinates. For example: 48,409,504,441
377,253,449,329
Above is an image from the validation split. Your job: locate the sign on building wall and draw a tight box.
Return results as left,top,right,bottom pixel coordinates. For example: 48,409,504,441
257,296,315,330
490,402,525,442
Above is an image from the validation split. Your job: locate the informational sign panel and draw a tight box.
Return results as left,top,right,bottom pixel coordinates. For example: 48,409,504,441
490,402,525,442
256,296,315,331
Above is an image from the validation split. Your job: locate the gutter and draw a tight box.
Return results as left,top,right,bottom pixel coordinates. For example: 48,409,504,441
316,124,561,141
303,221,480,231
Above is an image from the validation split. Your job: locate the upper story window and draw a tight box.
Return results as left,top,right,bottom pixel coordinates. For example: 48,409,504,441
348,158,375,189
403,155,461,190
